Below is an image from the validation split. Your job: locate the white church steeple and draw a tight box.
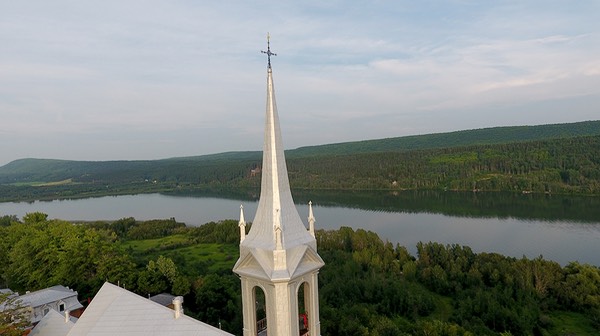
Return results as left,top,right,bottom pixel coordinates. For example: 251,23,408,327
233,34,324,336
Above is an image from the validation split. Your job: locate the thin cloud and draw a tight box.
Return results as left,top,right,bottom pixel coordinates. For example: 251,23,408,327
0,1,599,165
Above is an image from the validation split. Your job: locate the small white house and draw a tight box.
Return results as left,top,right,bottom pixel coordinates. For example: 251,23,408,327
18,285,83,324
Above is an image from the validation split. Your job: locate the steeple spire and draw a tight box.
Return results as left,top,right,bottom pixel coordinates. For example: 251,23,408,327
233,35,324,336
241,33,315,252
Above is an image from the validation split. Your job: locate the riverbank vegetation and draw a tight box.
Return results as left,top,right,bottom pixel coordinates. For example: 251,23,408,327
2,121,600,203
1,214,598,335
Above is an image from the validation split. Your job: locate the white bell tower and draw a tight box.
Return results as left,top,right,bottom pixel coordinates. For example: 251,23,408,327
233,34,324,336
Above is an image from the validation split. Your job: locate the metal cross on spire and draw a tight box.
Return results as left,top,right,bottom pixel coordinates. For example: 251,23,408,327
261,32,277,69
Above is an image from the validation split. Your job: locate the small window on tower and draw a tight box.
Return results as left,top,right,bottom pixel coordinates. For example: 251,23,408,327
59,303,65,312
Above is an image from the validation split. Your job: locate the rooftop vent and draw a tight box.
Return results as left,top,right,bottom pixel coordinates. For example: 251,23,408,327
172,296,184,319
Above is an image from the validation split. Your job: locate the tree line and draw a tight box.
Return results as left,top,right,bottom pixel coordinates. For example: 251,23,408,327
2,135,600,203
288,119,600,157
1,213,599,335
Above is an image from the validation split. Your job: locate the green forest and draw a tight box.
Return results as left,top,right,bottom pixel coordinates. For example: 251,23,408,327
284,135,600,194
287,119,600,157
1,120,600,202
1,214,599,335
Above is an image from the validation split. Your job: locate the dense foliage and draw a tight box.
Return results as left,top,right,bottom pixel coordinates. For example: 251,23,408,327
286,135,600,194
87,217,186,240
2,121,600,202
316,228,600,335
0,212,138,300
1,214,599,335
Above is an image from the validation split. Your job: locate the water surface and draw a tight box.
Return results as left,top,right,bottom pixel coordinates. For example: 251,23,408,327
1,192,598,266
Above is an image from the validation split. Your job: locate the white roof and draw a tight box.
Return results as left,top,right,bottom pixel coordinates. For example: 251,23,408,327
0,288,15,309
66,282,233,336
19,285,82,311
30,309,75,336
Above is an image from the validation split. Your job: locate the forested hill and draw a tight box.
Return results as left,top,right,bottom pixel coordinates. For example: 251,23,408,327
1,120,600,201
0,151,262,184
289,119,600,157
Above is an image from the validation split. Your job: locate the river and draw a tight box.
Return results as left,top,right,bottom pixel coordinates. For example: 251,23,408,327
1,190,599,266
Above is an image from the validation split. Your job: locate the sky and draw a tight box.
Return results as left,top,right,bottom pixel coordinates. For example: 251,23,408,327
1,1,599,166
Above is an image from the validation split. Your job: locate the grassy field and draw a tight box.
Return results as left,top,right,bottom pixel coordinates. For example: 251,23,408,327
120,234,239,276
430,295,453,321
545,311,598,335
10,178,75,187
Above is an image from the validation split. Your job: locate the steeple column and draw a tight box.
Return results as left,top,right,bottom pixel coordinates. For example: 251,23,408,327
239,277,256,336
307,272,322,335
268,282,296,335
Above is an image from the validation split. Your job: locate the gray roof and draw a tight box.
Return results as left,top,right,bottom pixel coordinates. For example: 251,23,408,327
149,293,176,307
67,282,233,336
30,309,75,336
19,285,83,311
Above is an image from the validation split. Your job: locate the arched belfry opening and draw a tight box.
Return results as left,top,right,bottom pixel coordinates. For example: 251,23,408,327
233,34,324,336
253,286,267,334
297,281,312,335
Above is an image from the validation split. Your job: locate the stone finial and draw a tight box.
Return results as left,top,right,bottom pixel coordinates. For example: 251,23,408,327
308,201,315,237
239,205,246,243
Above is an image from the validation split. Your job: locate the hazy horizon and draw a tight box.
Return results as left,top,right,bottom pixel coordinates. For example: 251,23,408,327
2,1,599,166
3,119,598,165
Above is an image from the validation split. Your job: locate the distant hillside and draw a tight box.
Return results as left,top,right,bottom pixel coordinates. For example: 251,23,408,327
288,120,600,157
0,151,263,185
287,135,600,194
1,120,600,201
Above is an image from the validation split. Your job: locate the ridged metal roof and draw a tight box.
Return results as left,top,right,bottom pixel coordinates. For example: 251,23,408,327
66,282,232,336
